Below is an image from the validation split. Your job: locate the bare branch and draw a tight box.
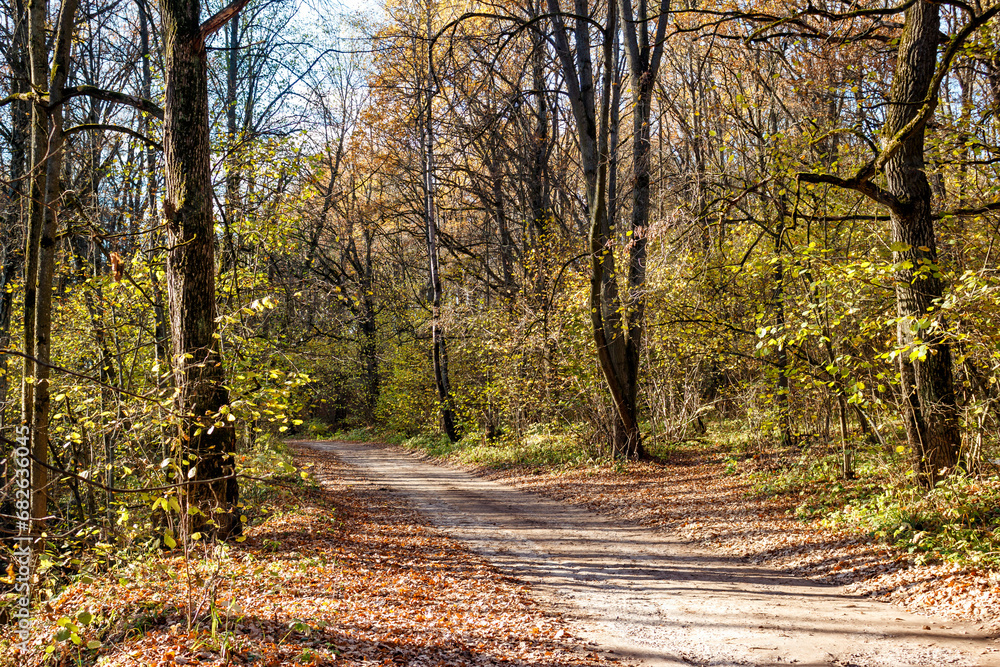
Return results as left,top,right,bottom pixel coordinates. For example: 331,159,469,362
64,123,163,150
796,171,903,212
62,85,164,120
201,0,252,41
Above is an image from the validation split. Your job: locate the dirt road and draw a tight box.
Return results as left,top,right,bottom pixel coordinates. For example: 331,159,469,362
300,440,1000,667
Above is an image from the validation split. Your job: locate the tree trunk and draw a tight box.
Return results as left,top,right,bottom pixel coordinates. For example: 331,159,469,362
32,0,79,525
884,0,960,485
138,0,172,383
422,8,459,442
223,11,240,274
21,0,47,495
602,34,638,457
528,0,551,296
548,0,646,457
159,0,242,539
612,0,672,458
360,238,379,421
1,0,28,434
24,0,79,529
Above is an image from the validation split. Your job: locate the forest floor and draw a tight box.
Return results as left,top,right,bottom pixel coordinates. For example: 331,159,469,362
5,444,613,667
303,439,1000,667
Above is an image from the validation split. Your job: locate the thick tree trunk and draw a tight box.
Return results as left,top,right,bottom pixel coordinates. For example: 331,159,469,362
160,0,241,538
884,0,960,485
548,0,647,457
601,42,642,458
618,70,649,460
609,0,671,459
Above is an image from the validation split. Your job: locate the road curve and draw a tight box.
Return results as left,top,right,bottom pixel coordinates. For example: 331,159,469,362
298,440,1000,667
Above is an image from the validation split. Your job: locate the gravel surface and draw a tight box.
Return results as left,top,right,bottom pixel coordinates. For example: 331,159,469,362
474,451,1000,629
301,440,1000,667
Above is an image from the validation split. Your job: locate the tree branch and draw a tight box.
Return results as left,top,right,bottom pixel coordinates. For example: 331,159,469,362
796,171,903,212
62,85,164,120
934,201,1000,219
64,123,163,150
201,0,252,41
0,92,36,107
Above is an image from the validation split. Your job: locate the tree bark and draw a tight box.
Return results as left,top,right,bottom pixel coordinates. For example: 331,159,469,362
223,11,240,273
159,0,243,538
884,0,960,485
528,0,551,281
602,31,635,457
31,0,79,528
617,0,666,459
21,0,47,475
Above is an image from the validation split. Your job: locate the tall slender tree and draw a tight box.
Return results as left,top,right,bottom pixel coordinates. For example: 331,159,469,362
423,3,459,441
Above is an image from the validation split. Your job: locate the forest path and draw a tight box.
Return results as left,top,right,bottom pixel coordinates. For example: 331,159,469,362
298,440,1000,667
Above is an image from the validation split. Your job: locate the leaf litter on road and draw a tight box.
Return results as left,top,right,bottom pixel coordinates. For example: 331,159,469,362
4,445,615,667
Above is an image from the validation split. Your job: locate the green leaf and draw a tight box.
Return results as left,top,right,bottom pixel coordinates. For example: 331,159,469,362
163,531,177,549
